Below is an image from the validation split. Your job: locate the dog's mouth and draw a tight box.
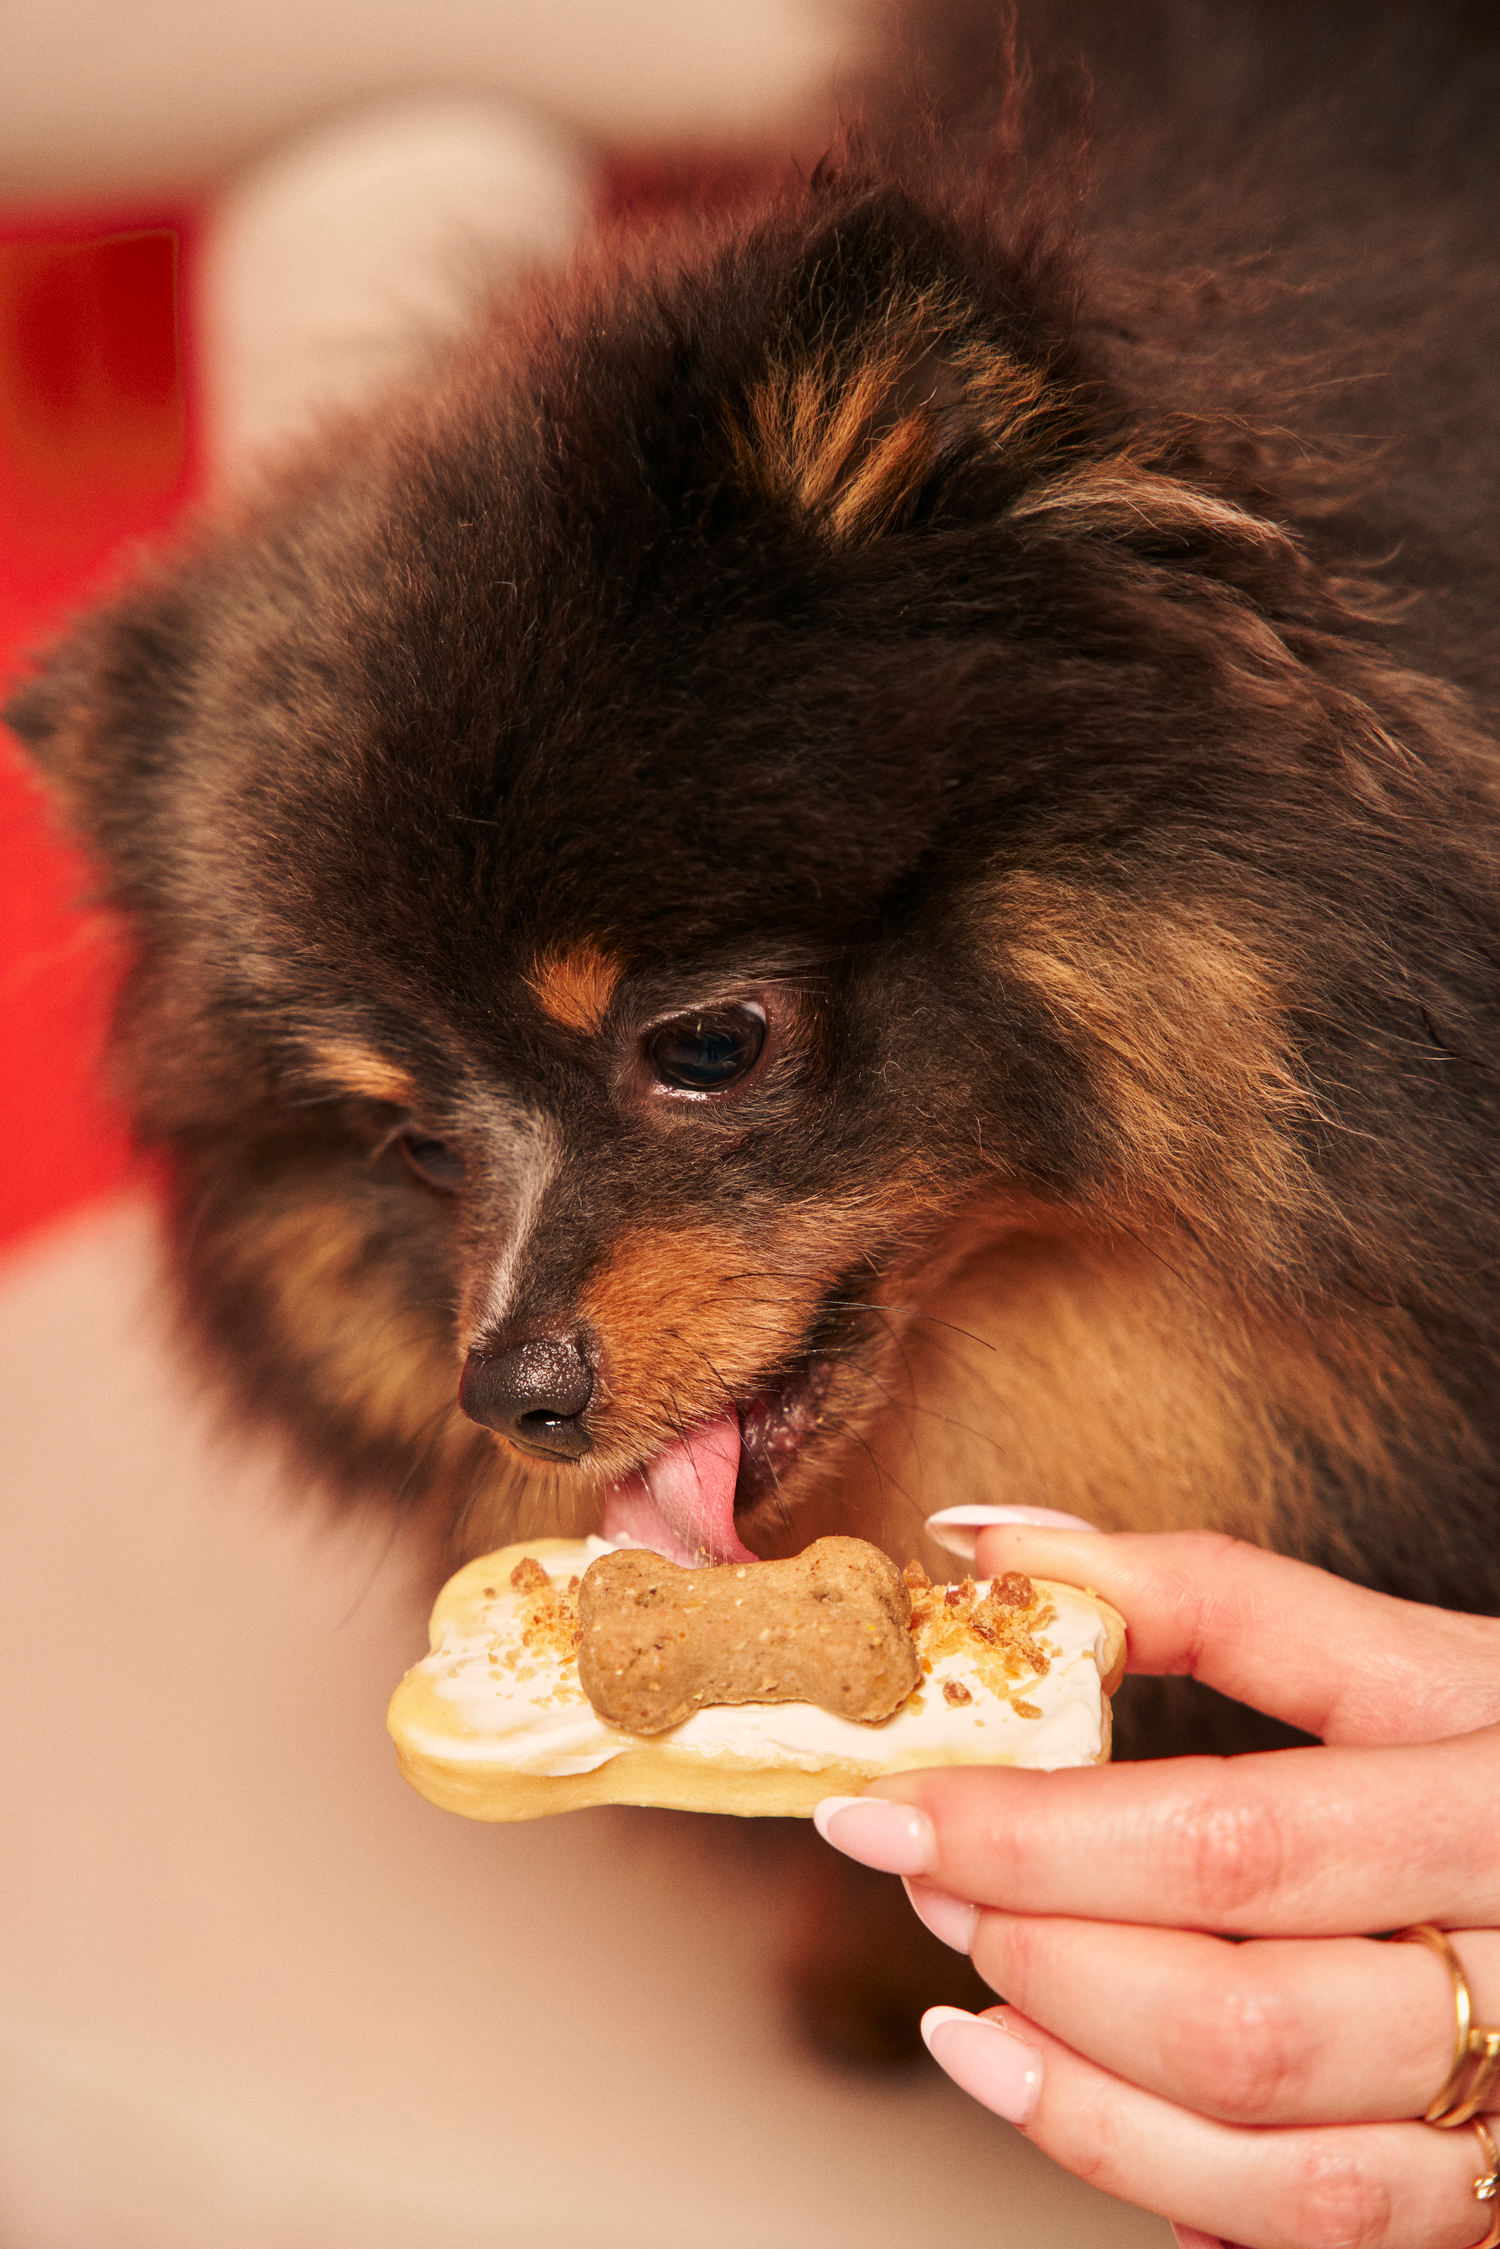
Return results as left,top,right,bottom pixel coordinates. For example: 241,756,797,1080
600,1356,835,1567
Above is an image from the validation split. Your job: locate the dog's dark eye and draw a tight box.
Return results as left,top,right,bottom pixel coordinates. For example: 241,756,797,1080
647,1004,767,1093
398,1133,464,1192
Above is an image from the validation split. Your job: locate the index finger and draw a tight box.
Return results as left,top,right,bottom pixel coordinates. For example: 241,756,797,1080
972,1527,1500,1746
861,1725,1500,1933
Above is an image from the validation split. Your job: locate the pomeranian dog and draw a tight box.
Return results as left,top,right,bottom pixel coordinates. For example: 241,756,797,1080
8,6,1499,2040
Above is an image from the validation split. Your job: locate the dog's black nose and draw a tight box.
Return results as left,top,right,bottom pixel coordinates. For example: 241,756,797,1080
460,1335,594,1459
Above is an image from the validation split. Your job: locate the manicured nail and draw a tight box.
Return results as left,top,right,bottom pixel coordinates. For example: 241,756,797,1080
812,1795,935,1875
921,2007,1042,2124
925,1505,1101,1561
903,1877,978,1953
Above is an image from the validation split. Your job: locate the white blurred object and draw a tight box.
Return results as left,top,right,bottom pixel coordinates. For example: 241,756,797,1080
1,0,864,201
201,96,590,477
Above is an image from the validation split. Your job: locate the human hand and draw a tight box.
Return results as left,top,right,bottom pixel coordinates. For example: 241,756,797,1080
814,1524,1500,2248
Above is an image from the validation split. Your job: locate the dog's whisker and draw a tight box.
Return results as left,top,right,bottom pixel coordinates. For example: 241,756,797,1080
332,1453,448,1632
865,1309,1001,1354
868,1309,924,1415
860,1367,1021,1465
662,1385,692,1450
449,1454,500,1548
815,1409,924,1527
454,1437,545,1548
702,1275,1001,1358
389,1397,466,1519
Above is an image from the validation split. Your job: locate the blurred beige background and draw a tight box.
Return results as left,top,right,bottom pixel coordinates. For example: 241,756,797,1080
1,0,867,198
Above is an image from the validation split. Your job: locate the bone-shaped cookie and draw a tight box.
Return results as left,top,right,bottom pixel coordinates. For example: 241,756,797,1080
576,1537,921,1735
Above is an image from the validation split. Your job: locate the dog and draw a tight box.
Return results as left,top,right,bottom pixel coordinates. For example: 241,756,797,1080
9,0,1500,2062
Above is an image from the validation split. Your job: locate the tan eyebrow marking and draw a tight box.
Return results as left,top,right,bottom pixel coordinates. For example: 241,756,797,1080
526,940,625,1034
308,1041,414,1106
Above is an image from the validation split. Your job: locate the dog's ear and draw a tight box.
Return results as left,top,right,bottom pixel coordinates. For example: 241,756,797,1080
724,188,1085,548
4,579,196,871
722,187,1295,568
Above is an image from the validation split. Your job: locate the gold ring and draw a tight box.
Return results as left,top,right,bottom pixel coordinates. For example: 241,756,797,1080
1464,2116,1499,2249
1389,1926,1500,2128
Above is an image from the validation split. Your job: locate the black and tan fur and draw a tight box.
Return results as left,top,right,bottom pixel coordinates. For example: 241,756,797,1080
9,8,1500,1702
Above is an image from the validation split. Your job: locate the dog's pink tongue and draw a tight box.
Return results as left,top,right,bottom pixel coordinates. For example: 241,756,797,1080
601,1412,756,1566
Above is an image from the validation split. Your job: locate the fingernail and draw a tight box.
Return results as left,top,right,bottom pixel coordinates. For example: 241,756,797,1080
1171,2230,1228,2249
925,1505,1101,1561
903,1878,978,1953
812,1795,936,1875
921,2007,1042,2124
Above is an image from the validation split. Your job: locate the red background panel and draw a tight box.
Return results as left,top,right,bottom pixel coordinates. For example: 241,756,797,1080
0,210,201,1251
0,158,775,1256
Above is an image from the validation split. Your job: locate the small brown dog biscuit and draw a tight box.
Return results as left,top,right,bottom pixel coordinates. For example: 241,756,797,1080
576,1537,921,1735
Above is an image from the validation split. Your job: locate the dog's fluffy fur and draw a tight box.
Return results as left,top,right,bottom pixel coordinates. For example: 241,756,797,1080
10,7,1500,1666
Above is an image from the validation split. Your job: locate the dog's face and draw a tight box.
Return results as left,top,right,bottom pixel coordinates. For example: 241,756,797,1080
12,180,1500,1597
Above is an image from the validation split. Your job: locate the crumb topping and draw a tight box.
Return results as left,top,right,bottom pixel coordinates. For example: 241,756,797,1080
906,1568,1056,1711
498,1556,582,1673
